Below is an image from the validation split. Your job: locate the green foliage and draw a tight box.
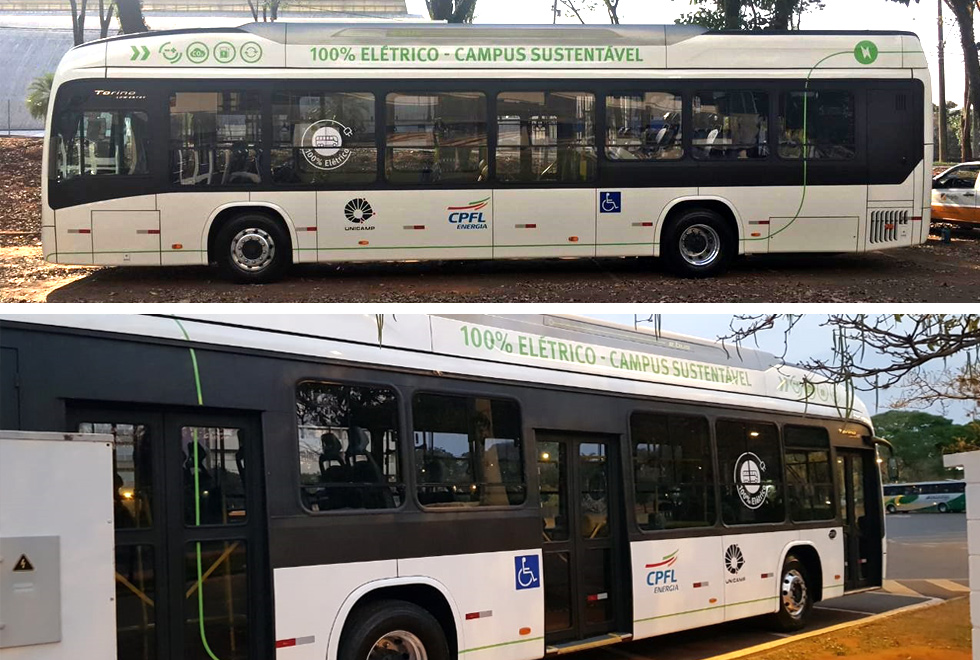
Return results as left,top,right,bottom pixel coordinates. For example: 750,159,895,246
676,0,825,30
873,410,979,481
25,73,54,121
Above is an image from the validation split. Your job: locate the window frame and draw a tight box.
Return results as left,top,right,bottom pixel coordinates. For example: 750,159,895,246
293,377,409,517
628,410,718,531
776,89,858,162
410,388,528,512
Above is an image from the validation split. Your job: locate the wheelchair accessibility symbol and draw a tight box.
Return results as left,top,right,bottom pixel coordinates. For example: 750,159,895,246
600,191,622,214
515,555,540,590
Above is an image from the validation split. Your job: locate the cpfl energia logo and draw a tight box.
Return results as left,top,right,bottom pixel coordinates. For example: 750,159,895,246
645,550,679,593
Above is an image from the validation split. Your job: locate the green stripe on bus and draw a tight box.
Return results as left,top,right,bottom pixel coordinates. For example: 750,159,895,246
459,636,544,654
634,595,777,623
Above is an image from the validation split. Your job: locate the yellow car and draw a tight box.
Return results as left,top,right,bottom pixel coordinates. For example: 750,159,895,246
932,162,980,226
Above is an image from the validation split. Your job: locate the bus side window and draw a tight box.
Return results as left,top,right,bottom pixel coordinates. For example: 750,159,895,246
495,91,596,183
54,110,150,181
716,419,785,524
169,91,263,187
692,90,768,161
630,412,715,530
385,92,488,184
295,381,403,512
784,426,834,522
778,90,856,160
413,393,525,507
606,92,683,162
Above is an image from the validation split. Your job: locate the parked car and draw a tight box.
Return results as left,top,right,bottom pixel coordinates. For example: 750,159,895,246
932,162,980,227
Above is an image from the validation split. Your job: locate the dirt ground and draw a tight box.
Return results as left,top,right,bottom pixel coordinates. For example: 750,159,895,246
2,136,979,303
745,598,971,660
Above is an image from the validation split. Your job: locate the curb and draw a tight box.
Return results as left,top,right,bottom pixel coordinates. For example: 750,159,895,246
701,596,949,660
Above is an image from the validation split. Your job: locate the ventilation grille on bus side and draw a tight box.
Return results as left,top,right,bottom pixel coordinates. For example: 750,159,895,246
869,209,909,244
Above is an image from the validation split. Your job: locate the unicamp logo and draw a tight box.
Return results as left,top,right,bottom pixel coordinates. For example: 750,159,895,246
724,544,745,583
344,198,375,231
645,550,679,593
448,197,490,229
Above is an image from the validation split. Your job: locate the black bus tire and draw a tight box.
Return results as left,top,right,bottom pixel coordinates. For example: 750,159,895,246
770,555,813,632
340,599,449,660
662,208,735,278
215,213,291,283
938,502,949,513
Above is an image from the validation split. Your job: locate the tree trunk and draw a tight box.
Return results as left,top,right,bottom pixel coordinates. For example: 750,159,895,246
965,74,974,160
450,0,476,22
603,0,620,24
69,0,87,46
246,0,258,21
270,0,278,21
98,0,114,39
771,0,793,30
948,0,980,160
723,0,741,29
115,0,148,33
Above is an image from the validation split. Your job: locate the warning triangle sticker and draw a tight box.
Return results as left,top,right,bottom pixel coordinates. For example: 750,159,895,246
13,554,34,572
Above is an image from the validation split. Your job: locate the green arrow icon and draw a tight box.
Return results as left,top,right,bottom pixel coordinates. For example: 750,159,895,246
130,45,150,61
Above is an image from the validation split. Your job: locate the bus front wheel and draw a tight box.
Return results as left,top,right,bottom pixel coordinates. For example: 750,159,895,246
340,599,449,660
886,503,897,514
938,502,949,513
215,213,291,283
662,209,735,277
770,555,812,632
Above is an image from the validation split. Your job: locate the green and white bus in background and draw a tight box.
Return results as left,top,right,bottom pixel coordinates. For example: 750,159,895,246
882,480,966,514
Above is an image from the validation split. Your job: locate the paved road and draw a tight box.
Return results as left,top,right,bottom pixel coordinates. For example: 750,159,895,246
883,512,970,598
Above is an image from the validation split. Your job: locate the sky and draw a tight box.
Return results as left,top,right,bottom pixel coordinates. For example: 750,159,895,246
585,313,975,424
405,0,969,107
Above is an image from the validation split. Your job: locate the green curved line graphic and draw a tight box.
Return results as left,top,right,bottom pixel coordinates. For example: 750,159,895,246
173,318,221,660
744,47,924,243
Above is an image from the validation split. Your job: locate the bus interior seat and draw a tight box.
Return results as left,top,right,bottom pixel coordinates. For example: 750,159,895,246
348,426,394,509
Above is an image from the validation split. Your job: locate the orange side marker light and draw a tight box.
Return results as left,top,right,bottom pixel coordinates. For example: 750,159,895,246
709,598,718,604
358,240,370,246
519,628,531,636
172,243,183,250
569,236,579,243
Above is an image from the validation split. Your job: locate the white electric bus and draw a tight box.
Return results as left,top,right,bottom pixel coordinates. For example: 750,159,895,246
41,23,931,282
883,480,966,513
0,314,886,660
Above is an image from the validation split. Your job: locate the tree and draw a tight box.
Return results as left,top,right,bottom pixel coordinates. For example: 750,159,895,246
25,73,54,121
678,0,824,31
98,0,115,39
426,0,477,22
871,411,977,480
555,0,622,24
717,314,979,430
115,0,148,33
893,0,980,162
68,0,87,46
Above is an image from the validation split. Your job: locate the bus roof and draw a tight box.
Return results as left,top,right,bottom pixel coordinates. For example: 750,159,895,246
56,22,928,77
0,314,872,425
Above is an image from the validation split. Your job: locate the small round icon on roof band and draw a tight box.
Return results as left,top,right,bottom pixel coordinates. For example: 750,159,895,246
186,42,210,64
241,42,263,64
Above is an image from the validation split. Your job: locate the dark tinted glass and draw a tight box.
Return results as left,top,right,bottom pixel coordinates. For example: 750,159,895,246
579,442,608,538
296,381,403,511
169,91,263,186
79,422,153,529
779,90,856,159
496,91,596,183
606,92,683,161
693,91,768,160
632,412,715,530
272,91,376,185
181,426,247,526
55,111,150,181
386,92,487,184
183,541,248,660
538,441,568,541
413,394,525,506
717,419,784,524
115,545,156,660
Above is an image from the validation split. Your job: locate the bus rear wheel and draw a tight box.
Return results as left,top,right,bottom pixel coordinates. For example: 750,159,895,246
886,503,897,514
662,208,735,277
938,502,949,513
215,213,291,283
770,555,812,632
341,599,449,660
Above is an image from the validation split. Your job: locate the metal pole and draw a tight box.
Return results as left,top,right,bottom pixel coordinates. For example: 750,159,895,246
552,0,557,23
7,99,10,136
938,0,948,162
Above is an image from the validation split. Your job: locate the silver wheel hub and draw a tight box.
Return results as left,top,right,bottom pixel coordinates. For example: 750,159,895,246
231,228,275,272
369,630,427,660
782,568,808,619
678,223,721,267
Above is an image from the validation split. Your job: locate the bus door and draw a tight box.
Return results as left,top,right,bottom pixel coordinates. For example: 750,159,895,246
68,407,270,660
836,448,883,591
536,432,629,647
